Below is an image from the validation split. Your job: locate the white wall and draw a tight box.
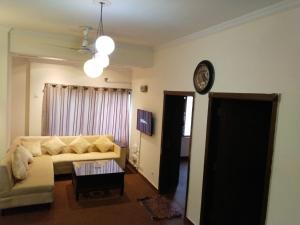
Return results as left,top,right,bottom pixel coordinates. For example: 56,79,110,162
0,26,10,158
130,7,300,225
10,58,29,141
10,59,132,138
129,67,161,186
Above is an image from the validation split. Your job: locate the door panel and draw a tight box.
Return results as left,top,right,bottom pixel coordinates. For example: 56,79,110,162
201,95,277,225
159,95,186,194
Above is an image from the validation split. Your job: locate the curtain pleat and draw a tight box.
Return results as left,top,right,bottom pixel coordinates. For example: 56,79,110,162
41,83,131,147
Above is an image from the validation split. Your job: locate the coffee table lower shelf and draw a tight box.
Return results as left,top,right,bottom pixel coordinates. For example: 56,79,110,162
72,160,125,200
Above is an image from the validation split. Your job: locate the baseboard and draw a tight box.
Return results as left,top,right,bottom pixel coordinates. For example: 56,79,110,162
184,216,194,225
126,160,138,173
137,171,159,194
126,161,159,193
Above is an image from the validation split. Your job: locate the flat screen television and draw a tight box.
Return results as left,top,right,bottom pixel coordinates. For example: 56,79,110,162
137,109,153,136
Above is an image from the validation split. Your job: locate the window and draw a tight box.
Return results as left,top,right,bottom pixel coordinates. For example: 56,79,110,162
42,83,131,147
183,96,193,136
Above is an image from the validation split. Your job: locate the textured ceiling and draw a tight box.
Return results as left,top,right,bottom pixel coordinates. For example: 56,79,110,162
0,0,284,46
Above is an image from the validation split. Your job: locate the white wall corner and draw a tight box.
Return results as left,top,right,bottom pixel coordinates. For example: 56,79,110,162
0,25,12,158
156,0,300,50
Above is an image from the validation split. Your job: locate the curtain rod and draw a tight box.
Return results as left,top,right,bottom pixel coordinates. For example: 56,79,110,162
44,83,132,92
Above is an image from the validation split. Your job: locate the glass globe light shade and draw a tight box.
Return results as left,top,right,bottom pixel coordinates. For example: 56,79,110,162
95,52,109,68
95,35,115,55
83,58,103,78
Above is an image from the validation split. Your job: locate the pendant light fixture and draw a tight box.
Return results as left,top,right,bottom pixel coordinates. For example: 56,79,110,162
84,0,115,78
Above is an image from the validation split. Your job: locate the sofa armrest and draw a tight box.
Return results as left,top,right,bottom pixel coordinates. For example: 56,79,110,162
0,152,15,197
113,144,126,169
113,144,121,157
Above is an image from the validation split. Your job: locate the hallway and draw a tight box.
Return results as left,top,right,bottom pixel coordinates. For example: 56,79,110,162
167,159,188,211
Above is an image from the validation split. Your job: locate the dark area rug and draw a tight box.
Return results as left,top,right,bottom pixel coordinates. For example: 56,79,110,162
138,196,182,220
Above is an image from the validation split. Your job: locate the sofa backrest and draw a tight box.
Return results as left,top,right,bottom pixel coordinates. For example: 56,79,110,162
59,135,114,144
14,135,113,143
0,150,15,195
12,135,114,154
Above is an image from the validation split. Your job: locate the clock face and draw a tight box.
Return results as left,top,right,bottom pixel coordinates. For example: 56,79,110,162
193,60,214,94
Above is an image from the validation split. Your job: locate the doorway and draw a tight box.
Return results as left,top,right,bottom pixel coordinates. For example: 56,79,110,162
159,91,195,215
200,93,278,225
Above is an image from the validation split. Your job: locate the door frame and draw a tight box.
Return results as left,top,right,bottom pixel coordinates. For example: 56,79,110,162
200,92,279,225
159,90,195,216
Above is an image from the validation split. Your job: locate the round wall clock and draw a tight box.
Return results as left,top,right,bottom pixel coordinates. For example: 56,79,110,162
193,60,215,94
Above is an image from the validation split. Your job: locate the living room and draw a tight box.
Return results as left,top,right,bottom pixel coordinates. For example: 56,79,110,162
0,1,300,225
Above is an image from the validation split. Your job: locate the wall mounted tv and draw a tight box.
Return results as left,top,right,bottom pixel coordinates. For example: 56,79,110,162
137,109,153,136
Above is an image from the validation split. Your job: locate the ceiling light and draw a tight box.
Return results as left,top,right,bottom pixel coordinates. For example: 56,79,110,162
84,58,104,78
83,0,114,78
95,52,109,68
96,35,115,55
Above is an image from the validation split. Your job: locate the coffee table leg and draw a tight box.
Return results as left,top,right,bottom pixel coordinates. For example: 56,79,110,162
76,190,79,200
120,176,124,196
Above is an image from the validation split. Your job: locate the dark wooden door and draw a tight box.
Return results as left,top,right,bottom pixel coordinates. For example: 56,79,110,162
159,95,186,194
201,93,278,225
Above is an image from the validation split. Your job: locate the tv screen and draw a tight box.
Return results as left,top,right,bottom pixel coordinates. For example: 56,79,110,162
137,109,153,136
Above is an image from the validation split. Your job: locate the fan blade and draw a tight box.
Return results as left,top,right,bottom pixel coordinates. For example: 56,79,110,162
44,43,79,51
78,47,92,54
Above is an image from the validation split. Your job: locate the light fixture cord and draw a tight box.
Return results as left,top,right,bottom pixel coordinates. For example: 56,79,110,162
96,2,104,37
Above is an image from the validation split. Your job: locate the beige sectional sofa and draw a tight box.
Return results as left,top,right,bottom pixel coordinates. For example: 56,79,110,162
0,135,125,210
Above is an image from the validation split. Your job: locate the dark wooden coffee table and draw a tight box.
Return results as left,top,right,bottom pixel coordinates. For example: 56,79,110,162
72,160,125,200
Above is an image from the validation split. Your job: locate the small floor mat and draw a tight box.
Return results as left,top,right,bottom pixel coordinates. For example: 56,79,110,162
137,196,182,220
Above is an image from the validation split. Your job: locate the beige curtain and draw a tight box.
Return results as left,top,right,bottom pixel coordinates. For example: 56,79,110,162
42,83,131,147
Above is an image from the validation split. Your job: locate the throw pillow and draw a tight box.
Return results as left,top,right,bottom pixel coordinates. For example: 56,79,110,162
87,144,98,152
69,137,91,154
62,146,74,153
94,136,114,153
22,141,42,157
42,137,66,155
19,145,34,164
11,146,32,180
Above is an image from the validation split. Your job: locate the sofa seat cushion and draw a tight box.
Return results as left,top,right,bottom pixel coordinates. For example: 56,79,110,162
51,152,119,164
9,155,54,197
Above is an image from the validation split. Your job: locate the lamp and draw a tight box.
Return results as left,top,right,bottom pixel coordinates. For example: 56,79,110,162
95,52,109,68
84,58,104,78
83,1,115,78
96,35,115,55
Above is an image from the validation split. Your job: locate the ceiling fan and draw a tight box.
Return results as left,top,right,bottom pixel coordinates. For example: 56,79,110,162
48,26,95,54
77,26,94,54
